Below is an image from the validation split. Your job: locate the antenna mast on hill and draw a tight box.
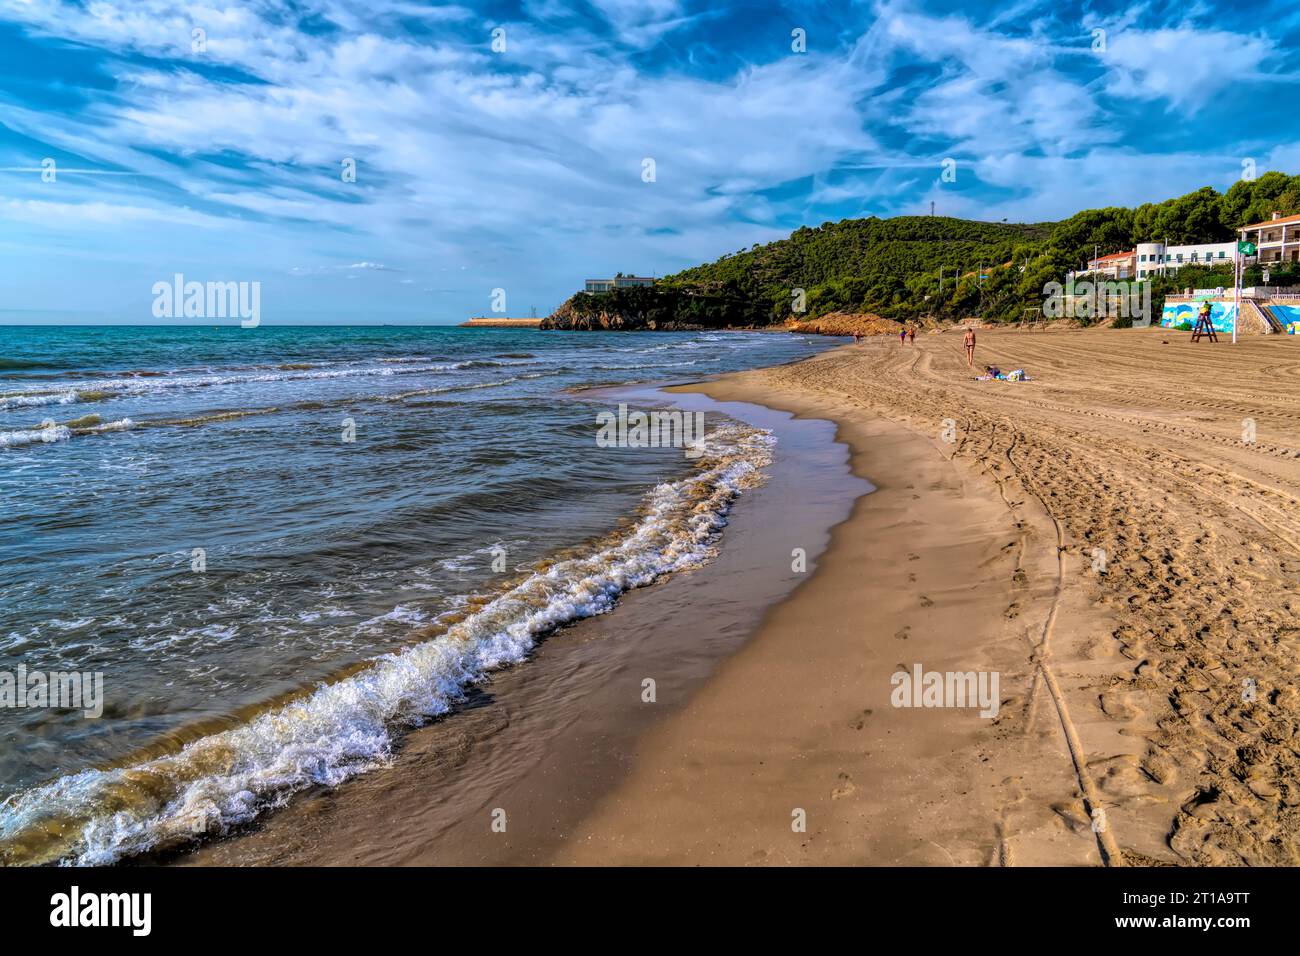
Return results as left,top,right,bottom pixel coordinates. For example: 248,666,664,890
930,201,935,217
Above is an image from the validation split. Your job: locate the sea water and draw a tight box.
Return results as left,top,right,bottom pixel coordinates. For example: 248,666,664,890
0,324,833,864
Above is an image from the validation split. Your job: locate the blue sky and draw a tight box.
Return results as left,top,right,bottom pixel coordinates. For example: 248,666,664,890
1,0,1298,324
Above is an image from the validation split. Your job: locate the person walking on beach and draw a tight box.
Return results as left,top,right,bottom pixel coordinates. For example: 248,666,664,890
907,328,915,345
899,327,907,346
963,327,976,367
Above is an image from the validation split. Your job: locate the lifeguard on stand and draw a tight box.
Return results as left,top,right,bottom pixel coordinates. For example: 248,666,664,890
1191,299,1218,343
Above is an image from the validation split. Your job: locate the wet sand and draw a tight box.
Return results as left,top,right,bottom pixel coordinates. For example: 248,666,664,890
178,385,868,865
189,328,1300,867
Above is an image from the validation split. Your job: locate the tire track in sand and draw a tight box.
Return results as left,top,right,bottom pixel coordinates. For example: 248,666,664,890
1002,421,1125,867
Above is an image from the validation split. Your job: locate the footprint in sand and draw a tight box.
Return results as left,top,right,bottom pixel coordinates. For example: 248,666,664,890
919,595,934,608
894,626,911,641
1246,772,1279,799
1140,746,1178,785
831,772,856,799
1099,687,1139,721
1081,637,1116,660
1049,800,1094,835
1090,754,1150,798
850,709,873,730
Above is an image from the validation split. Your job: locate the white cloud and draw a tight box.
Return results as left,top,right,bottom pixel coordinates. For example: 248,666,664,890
0,195,224,228
874,4,1107,156
1100,27,1279,108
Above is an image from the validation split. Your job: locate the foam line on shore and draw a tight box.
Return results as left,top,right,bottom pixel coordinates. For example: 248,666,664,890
0,421,773,866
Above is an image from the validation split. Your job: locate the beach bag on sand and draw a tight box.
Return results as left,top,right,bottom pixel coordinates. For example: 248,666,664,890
1008,369,1027,382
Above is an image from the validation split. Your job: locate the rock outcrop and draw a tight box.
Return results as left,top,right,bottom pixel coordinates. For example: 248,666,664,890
539,301,705,331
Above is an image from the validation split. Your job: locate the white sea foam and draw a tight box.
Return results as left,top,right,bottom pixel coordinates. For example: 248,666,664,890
0,417,132,449
0,390,78,411
358,605,429,629
0,362,480,410
435,541,517,573
77,417,133,434
0,421,772,866
0,421,71,447
590,360,700,371
47,617,96,632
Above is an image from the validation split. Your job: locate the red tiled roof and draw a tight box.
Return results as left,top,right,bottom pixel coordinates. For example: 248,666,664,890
1090,250,1134,263
1240,212,1300,231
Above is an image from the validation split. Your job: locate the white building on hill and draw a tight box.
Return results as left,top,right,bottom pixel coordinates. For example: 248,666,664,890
584,276,656,292
1134,241,1236,279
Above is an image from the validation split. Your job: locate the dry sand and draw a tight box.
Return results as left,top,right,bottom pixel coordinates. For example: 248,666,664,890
555,328,1300,867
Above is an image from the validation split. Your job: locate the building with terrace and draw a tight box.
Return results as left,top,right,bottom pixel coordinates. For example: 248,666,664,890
1239,211,1300,267
584,275,656,293
1084,249,1135,279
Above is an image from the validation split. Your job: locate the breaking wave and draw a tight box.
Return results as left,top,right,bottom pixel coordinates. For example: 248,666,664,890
0,418,133,447
0,421,773,866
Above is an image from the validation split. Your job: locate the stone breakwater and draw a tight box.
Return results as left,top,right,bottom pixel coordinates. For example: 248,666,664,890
459,318,544,327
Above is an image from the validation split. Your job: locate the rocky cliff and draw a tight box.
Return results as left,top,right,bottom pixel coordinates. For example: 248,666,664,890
539,300,704,331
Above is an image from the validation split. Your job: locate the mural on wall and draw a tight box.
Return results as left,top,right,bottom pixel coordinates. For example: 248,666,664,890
1270,303,1300,334
1160,301,1237,332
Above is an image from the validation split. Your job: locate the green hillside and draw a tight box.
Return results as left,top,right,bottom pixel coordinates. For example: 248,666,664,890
544,170,1300,329
663,215,1051,315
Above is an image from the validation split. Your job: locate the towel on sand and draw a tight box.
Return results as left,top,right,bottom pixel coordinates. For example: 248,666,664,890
975,368,1030,382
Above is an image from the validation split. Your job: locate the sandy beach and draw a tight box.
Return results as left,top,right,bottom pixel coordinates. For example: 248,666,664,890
173,327,1300,868
558,328,1300,866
